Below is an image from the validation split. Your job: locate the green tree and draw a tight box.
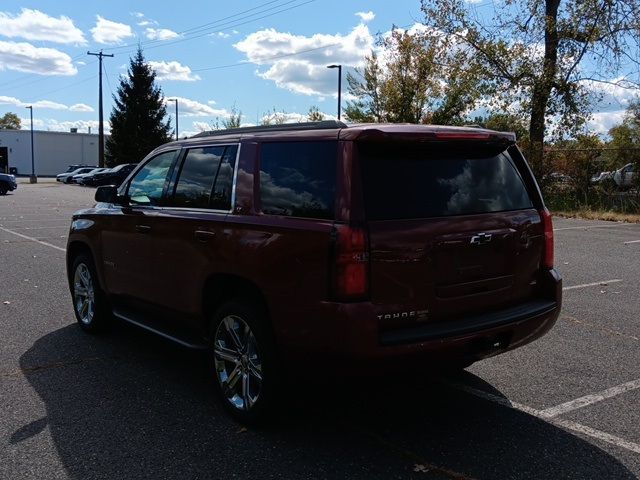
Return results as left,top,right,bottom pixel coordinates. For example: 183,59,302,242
605,100,640,188
105,48,171,166
345,29,483,125
421,0,640,178
471,113,529,141
548,134,604,202
222,104,242,129
307,106,325,122
260,108,288,125
0,112,21,130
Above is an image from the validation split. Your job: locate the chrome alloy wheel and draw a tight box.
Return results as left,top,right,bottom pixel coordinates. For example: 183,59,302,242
73,263,95,325
214,315,263,411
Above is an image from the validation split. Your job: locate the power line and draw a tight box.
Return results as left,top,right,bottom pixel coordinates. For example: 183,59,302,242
114,0,316,56
102,0,310,53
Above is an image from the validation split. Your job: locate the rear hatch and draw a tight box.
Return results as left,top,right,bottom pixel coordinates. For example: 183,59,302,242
358,139,545,329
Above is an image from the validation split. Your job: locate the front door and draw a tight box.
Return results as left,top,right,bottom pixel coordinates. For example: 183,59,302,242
101,151,179,304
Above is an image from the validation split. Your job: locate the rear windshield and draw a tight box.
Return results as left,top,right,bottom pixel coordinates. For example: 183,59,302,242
360,143,533,220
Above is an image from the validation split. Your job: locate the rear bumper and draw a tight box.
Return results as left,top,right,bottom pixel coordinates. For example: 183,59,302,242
279,269,561,372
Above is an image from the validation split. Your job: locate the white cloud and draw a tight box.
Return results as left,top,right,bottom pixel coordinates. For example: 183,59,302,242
167,97,227,117
587,110,627,136
207,100,217,105
234,24,373,96
145,28,180,41
192,121,211,131
18,118,104,133
70,103,94,112
582,78,640,110
131,12,145,19
0,8,86,45
355,11,375,23
91,16,134,44
30,100,68,110
0,95,22,105
47,119,105,133
464,0,484,3
149,61,200,81
216,32,231,39
0,41,77,75
0,95,93,112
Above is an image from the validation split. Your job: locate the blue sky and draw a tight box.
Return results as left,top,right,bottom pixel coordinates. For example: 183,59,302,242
0,0,636,137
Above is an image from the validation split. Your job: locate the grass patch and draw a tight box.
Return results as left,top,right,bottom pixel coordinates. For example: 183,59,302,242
553,209,640,223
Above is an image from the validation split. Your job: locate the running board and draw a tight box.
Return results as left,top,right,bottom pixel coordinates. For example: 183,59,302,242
112,307,208,350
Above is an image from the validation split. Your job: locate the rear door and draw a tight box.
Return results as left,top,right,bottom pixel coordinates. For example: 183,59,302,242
358,140,544,327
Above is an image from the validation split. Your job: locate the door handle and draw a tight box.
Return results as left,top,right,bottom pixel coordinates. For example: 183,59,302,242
194,230,216,242
135,224,151,233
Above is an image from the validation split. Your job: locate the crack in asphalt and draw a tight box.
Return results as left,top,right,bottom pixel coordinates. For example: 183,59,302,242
561,313,639,342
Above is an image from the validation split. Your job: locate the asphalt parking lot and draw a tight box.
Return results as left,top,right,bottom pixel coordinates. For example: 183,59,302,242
1,182,639,479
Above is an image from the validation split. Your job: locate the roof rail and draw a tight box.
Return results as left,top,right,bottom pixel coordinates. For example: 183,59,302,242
191,120,348,138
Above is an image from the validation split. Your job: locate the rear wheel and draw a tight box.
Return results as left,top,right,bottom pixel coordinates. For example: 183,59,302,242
0,184,7,195
209,299,277,424
71,254,110,332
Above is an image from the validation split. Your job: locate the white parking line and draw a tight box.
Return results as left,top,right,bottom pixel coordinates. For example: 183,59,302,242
563,279,622,291
539,379,640,418
449,382,640,455
554,224,634,231
0,226,66,252
624,240,640,245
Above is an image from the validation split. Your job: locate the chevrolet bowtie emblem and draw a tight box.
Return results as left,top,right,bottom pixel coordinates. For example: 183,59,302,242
470,233,492,245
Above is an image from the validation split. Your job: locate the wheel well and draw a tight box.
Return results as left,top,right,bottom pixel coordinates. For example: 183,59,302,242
202,274,270,324
66,242,93,282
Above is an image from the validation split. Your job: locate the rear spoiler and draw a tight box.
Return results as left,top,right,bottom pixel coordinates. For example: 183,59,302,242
345,128,516,144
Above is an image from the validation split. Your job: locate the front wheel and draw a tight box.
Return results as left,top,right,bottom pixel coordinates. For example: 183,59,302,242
209,299,278,424
71,254,110,332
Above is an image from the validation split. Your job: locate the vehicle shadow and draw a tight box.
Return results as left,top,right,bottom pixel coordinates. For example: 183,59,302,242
18,323,636,480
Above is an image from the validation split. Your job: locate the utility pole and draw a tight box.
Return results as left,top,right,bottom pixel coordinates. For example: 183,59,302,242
87,50,114,167
26,105,36,183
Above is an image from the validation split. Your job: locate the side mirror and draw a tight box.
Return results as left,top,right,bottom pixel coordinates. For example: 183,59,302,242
95,185,122,204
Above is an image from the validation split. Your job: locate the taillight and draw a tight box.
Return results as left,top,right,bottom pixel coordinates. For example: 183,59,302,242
540,208,554,269
332,225,369,300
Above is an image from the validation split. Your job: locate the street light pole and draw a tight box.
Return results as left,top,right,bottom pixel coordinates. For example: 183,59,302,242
168,98,179,140
327,64,342,120
26,105,36,183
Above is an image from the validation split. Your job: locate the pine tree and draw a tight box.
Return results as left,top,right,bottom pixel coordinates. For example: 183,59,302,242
105,48,171,166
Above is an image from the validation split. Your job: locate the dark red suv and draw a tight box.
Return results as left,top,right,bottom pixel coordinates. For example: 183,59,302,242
66,121,561,422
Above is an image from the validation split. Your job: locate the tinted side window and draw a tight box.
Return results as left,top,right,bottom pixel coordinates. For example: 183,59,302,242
259,141,337,219
170,145,238,210
210,145,238,210
128,151,177,206
173,146,224,209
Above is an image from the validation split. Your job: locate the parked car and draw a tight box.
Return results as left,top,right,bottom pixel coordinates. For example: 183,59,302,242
64,164,93,173
612,163,635,189
56,167,97,183
83,163,137,187
71,167,108,184
0,172,17,195
590,171,612,184
66,121,561,423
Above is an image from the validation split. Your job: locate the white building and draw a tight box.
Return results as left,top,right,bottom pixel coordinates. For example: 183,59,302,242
0,129,100,176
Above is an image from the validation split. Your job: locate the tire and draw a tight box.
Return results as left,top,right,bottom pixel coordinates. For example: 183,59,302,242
70,253,111,333
209,298,278,424
0,184,7,195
